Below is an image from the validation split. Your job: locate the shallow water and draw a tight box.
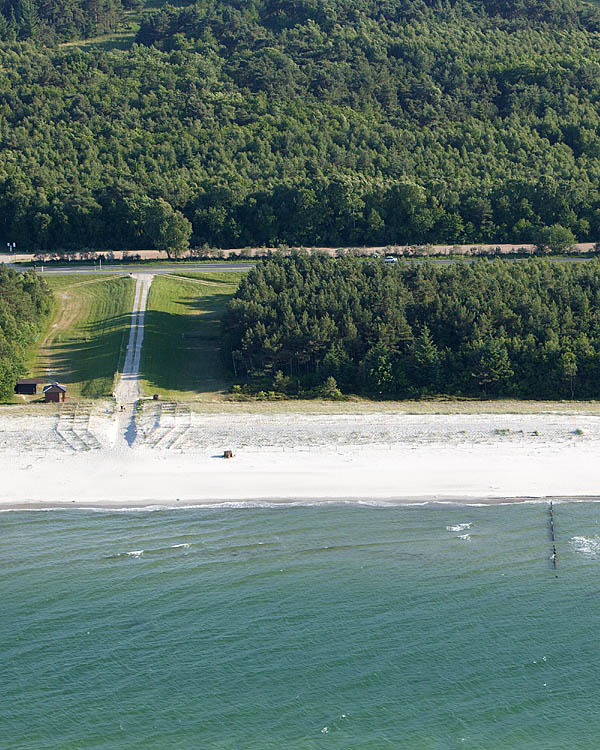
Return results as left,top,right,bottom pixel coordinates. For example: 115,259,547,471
2,503,600,749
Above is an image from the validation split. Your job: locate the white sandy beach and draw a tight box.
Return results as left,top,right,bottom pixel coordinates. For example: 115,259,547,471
2,409,600,508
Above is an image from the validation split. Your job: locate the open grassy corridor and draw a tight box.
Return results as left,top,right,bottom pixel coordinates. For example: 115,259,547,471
33,274,136,399
140,272,245,400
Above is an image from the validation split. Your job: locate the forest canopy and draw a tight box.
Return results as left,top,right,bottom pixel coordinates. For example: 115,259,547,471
3,0,600,249
0,266,52,399
223,255,600,399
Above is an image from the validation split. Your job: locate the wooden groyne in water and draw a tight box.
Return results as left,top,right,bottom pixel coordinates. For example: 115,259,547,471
549,501,558,570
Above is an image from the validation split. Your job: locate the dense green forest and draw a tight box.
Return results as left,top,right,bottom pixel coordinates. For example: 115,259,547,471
0,266,52,399
4,0,600,249
223,255,600,399
0,0,134,43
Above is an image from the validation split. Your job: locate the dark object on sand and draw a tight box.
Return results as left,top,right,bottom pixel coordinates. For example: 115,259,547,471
223,450,233,459
153,393,159,400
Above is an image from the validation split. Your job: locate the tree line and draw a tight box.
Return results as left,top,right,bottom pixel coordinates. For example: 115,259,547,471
223,255,600,400
4,0,600,249
0,266,52,399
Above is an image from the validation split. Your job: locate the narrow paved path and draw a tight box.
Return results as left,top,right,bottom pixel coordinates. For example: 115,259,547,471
115,274,153,446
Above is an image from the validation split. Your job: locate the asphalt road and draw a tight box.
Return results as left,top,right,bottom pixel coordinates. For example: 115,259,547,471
12,262,257,276
4,256,597,275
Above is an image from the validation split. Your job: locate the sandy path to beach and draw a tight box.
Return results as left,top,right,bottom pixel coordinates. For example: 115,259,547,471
114,274,153,444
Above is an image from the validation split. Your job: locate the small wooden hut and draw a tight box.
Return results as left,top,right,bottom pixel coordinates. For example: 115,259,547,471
15,377,46,395
43,383,67,403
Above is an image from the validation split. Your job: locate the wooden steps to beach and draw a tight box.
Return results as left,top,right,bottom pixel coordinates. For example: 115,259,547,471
55,406,101,451
144,402,174,447
141,402,192,449
160,406,192,449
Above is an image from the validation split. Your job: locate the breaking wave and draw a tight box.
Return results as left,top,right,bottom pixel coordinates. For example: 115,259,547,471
571,536,600,558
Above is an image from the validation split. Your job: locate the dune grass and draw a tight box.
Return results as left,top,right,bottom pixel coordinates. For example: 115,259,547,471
32,274,136,399
140,272,244,400
175,398,600,415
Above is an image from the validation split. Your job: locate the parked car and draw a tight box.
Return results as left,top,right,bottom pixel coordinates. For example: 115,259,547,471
384,255,398,264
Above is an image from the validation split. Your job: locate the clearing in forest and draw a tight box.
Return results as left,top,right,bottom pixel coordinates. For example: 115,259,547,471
33,274,137,399
59,0,163,52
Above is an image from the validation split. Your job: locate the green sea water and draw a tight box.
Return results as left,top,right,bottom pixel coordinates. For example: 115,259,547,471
2,502,600,749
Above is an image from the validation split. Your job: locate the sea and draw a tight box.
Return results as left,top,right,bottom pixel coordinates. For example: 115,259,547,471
2,501,600,749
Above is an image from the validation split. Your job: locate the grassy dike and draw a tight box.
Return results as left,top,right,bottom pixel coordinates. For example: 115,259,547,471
33,274,136,399
139,272,246,400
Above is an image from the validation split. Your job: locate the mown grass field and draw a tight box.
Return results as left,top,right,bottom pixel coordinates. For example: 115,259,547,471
140,272,246,400
32,274,136,399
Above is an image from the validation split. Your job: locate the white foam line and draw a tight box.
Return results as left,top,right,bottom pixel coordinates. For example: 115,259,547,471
4,497,600,512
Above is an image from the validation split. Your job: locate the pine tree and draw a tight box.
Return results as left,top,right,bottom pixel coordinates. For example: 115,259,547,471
560,349,577,399
472,339,514,395
413,325,440,390
16,0,37,39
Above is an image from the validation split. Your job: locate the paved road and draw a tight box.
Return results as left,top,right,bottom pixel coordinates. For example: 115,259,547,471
19,263,256,276
5,256,597,276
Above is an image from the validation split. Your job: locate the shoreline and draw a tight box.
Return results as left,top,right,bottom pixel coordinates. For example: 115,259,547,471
3,496,600,512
